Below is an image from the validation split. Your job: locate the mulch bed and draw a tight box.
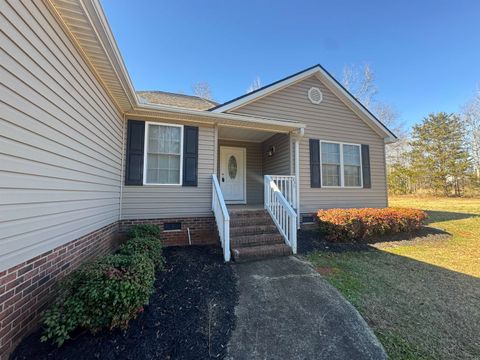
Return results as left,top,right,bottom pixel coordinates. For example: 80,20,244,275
11,246,238,360
297,226,451,255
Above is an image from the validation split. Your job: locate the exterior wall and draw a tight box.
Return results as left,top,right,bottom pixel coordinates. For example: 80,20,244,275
121,120,215,219
262,133,291,175
0,222,121,359
218,139,263,204
119,217,218,247
0,1,123,272
231,75,388,213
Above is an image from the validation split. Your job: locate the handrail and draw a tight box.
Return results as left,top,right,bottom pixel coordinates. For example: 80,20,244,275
264,175,297,254
269,175,297,209
212,174,231,262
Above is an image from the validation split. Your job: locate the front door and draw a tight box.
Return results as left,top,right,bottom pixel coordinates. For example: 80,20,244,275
220,146,246,203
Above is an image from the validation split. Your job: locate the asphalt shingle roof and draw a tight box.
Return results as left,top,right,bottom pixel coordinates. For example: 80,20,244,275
137,91,218,110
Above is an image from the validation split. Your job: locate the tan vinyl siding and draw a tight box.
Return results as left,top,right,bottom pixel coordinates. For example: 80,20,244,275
0,0,123,271
231,75,388,213
121,121,215,218
262,133,291,175
218,140,263,204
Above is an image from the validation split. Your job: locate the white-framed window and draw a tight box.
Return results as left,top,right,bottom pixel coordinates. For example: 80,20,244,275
320,141,362,188
144,122,183,185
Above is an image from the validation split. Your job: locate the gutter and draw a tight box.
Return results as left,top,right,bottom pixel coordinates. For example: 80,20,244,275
128,103,307,132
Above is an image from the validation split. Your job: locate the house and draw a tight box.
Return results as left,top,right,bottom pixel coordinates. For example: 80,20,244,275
0,0,396,357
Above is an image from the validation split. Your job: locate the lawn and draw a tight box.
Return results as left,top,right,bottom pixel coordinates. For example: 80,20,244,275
307,196,480,360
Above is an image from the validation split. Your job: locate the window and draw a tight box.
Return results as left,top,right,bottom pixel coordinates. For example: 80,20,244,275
321,142,341,186
343,144,361,187
320,141,362,187
144,123,183,185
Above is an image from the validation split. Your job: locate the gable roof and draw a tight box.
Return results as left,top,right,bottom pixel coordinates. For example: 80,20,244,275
210,65,397,143
137,91,218,110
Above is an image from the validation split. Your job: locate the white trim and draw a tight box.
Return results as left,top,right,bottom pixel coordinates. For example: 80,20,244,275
143,121,184,186
212,67,321,113
213,124,218,175
219,146,247,204
294,138,301,229
319,140,363,189
119,114,126,220
211,65,396,143
132,103,305,131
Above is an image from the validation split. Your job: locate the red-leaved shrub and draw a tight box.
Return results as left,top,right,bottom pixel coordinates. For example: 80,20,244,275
317,207,427,242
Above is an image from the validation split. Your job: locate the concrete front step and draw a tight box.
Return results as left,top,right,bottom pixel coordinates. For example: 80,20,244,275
230,224,278,237
231,233,284,247
232,243,292,262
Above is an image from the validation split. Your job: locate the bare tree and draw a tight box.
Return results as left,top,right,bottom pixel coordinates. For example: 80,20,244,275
192,82,213,100
463,86,480,177
246,76,262,93
342,63,377,108
342,63,408,165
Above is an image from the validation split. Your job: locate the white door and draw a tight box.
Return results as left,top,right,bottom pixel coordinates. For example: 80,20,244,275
220,146,246,203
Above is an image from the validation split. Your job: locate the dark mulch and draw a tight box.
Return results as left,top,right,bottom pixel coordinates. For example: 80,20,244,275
297,226,451,255
11,246,238,360
297,230,370,254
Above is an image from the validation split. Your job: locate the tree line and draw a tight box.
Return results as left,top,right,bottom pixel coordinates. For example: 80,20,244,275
342,64,479,197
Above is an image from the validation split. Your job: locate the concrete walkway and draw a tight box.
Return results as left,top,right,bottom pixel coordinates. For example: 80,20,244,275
227,256,387,360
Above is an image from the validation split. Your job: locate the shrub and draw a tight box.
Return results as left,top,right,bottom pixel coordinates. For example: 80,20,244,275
118,236,164,269
317,207,427,243
41,254,155,346
127,224,161,239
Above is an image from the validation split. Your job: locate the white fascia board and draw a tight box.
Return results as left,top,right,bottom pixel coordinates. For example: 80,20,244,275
131,103,306,131
211,67,320,113
213,65,397,141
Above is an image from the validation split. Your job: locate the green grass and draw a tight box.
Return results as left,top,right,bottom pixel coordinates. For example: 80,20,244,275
307,196,480,359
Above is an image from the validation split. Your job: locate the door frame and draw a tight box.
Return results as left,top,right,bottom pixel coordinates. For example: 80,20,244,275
219,146,247,204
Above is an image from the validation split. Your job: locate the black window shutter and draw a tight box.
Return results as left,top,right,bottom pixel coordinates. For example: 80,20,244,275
309,139,321,188
125,120,145,185
183,126,198,186
361,144,371,188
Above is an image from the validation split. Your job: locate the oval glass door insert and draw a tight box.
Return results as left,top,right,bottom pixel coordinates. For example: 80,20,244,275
228,155,237,179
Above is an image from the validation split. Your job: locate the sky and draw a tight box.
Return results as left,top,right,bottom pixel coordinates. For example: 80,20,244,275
101,0,480,128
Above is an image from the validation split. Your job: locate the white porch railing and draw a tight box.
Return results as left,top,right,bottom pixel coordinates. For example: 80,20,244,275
264,175,297,254
269,175,297,209
212,174,231,262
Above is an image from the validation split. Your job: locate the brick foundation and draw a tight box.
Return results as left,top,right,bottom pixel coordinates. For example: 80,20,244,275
119,216,219,247
0,216,219,359
300,213,319,230
0,222,121,360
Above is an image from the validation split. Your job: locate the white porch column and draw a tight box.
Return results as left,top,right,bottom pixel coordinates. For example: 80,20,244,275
213,124,218,175
294,139,300,228
291,129,304,229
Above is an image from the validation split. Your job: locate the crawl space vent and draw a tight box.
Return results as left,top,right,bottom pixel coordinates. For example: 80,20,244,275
308,87,323,104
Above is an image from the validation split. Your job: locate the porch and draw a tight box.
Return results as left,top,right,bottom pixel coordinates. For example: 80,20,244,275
212,124,303,262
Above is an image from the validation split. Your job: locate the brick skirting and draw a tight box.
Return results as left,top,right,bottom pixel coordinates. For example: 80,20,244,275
119,216,218,247
0,216,219,359
0,222,121,359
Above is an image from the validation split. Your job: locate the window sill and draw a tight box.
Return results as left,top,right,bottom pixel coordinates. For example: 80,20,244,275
143,183,182,186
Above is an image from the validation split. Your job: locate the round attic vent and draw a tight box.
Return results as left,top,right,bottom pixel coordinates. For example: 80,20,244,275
308,87,323,104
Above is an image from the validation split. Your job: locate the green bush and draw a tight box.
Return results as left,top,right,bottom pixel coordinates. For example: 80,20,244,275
127,224,161,239
41,254,155,346
118,236,164,269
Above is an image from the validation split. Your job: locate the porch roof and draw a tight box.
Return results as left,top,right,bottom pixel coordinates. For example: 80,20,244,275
127,103,305,133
